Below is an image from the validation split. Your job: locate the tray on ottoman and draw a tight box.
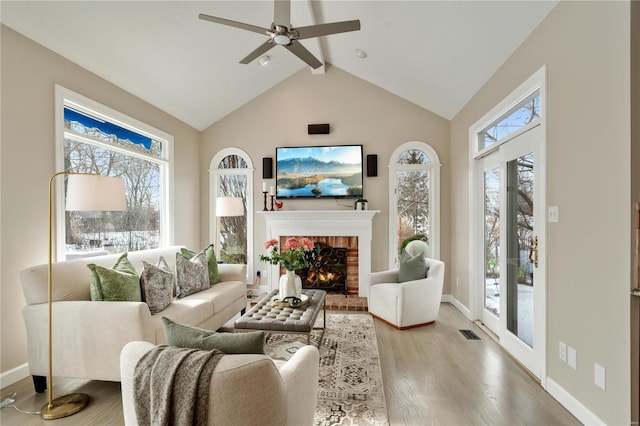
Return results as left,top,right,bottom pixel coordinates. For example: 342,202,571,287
234,289,326,345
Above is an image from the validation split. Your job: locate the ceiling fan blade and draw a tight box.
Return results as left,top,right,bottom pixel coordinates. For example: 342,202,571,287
198,13,270,36
239,40,276,64
295,20,361,40
274,0,290,27
285,42,323,69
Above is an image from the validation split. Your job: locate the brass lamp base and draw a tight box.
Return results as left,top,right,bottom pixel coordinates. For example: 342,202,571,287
40,393,89,420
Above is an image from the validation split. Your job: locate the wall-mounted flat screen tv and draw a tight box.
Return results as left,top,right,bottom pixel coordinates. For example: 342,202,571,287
275,145,363,199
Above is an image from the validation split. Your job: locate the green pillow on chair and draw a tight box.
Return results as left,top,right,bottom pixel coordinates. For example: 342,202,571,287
398,251,428,283
162,317,265,354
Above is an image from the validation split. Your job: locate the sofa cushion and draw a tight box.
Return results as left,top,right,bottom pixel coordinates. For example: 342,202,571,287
398,251,428,283
140,256,173,314
181,244,220,284
87,253,141,302
162,317,265,354
176,251,210,298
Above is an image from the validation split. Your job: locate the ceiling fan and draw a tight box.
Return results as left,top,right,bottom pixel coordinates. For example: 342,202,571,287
199,0,360,69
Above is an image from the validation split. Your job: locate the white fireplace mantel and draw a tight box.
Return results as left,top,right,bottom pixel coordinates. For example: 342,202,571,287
257,210,379,297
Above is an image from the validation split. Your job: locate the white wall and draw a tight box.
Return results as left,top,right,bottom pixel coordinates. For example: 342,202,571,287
199,64,451,289
0,26,201,375
450,2,631,423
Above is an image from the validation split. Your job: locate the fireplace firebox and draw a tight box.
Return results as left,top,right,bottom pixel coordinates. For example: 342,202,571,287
295,242,347,295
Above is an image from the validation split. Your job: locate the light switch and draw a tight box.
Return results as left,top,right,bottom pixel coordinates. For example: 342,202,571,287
548,206,559,223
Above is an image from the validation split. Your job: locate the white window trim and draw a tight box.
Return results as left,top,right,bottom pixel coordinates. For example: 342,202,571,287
55,85,175,261
388,141,441,267
209,148,254,284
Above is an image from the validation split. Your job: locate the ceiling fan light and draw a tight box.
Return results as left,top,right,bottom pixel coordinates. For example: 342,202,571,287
273,34,291,45
355,48,367,59
258,55,270,66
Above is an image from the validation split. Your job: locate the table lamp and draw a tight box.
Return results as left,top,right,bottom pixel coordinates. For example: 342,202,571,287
215,196,244,257
41,172,127,420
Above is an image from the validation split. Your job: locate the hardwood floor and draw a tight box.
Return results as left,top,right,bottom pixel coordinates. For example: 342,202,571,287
0,303,579,425
375,303,580,425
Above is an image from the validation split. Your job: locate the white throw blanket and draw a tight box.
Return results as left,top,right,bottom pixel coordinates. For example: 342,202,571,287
133,345,224,426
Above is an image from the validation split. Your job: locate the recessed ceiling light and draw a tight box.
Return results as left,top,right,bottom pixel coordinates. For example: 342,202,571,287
355,49,367,59
258,55,270,66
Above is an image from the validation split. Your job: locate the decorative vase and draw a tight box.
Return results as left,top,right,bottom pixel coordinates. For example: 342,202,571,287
279,269,302,300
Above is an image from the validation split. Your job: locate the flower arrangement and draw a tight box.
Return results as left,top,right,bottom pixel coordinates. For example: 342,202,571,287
260,237,315,271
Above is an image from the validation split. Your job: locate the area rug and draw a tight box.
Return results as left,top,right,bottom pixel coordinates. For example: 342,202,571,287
264,312,389,426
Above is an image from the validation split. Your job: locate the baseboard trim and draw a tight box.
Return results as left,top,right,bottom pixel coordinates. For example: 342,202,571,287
441,294,471,320
0,363,29,388
545,377,605,425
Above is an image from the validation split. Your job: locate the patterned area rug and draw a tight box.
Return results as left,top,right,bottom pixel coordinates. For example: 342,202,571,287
264,312,389,426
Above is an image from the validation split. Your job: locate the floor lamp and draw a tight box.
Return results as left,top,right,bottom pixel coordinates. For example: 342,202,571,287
41,172,127,420
215,196,244,258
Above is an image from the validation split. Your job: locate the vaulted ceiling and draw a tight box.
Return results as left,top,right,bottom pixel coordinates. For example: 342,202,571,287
1,1,558,130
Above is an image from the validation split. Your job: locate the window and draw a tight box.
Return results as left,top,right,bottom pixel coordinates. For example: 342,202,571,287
476,90,541,155
209,148,253,282
389,142,441,266
55,86,173,260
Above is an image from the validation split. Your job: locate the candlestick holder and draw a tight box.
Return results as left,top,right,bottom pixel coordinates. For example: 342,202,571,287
269,195,275,211
262,191,268,211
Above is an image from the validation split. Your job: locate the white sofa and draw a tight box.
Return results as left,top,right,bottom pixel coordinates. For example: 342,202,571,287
120,341,319,426
20,246,247,391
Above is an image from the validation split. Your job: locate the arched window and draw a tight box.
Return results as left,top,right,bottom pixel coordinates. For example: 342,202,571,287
209,148,254,282
388,142,441,266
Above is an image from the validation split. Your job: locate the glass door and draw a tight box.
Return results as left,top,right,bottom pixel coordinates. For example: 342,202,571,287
476,125,545,379
481,156,501,334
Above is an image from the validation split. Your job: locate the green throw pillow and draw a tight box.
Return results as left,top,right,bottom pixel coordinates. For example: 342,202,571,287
181,243,220,284
398,250,428,283
162,317,265,354
88,252,141,302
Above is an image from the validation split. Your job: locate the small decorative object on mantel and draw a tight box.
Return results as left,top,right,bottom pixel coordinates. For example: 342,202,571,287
260,237,314,300
275,200,284,210
262,182,269,211
354,198,368,210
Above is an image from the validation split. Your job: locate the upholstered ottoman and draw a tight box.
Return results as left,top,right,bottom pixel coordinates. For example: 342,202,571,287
235,289,326,345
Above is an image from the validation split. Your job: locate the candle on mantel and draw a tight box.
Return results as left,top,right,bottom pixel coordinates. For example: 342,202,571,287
262,182,267,192
269,186,275,196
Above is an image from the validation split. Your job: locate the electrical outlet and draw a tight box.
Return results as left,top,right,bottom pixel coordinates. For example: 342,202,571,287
559,341,567,362
568,346,577,370
594,363,606,390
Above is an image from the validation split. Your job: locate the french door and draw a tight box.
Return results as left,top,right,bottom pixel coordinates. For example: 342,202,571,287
477,125,545,379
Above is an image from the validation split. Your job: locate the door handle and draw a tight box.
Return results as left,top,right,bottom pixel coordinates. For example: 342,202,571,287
529,236,539,268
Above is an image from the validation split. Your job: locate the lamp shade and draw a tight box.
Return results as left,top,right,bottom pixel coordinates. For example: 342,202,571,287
216,197,244,217
65,175,127,212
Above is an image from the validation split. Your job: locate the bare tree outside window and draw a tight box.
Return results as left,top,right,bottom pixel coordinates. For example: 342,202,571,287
63,110,166,258
217,155,248,264
396,149,430,255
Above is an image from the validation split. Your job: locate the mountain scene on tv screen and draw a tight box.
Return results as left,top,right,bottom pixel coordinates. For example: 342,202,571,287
277,156,363,198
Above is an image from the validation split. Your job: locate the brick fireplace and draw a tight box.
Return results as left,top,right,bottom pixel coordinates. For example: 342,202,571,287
258,210,379,298
279,236,359,295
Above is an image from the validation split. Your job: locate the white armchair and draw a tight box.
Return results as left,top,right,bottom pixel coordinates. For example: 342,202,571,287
368,255,445,330
120,341,319,426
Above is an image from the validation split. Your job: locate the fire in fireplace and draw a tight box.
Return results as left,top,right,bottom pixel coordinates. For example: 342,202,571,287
296,242,347,295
